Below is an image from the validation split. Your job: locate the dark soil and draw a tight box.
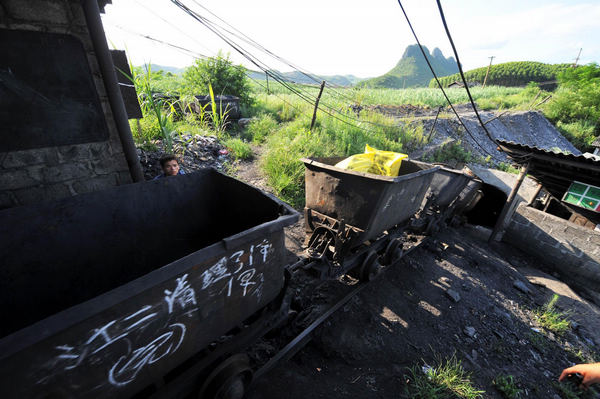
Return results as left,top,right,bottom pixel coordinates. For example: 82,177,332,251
142,135,599,399
230,153,599,399
246,227,599,399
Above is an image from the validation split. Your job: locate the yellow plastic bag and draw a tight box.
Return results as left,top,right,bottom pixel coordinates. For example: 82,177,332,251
335,145,407,176
364,144,407,176
334,152,374,173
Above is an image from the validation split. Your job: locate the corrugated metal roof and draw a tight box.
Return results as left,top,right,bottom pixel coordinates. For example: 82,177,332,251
497,140,600,168
497,139,600,224
593,136,600,148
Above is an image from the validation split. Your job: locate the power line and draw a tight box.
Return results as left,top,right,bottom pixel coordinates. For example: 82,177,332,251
170,0,408,137
435,0,498,146
108,24,208,59
138,0,410,132
395,0,503,162
186,0,358,102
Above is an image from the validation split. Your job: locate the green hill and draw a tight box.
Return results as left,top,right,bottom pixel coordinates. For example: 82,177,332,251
431,61,571,88
358,44,459,88
247,70,363,87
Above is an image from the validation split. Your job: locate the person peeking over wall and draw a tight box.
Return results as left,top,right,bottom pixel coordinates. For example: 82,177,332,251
154,154,185,179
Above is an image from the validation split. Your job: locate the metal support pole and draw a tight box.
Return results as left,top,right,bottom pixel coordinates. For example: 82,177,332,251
488,162,529,243
81,0,144,182
310,81,326,131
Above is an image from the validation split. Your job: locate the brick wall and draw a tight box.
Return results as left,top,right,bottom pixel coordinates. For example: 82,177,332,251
505,204,600,302
0,0,132,209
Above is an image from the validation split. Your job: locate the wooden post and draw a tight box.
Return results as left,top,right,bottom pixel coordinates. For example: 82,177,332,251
427,106,443,142
488,162,529,243
482,56,495,88
266,72,270,94
310,81,326,131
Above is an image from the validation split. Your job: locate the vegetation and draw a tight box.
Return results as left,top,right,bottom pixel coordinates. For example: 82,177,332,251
493,375,522,399
543,63,600,151
359,45,458,89
424,141,474,164
535,294,570,335
403,355,484,399
432,61,570,88
128,53,599,203
183,51,252,106
223,137,253,160
132,64,177,152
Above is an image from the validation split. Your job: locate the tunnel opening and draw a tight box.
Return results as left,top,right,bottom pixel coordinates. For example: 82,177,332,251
464,183,507,228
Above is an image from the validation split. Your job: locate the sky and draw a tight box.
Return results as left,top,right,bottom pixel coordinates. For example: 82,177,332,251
101,0,600,78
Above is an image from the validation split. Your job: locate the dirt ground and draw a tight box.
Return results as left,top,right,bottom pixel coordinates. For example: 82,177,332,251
230,153,600,399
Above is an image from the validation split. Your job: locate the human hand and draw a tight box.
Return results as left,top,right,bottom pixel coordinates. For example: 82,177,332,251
559,363,600,389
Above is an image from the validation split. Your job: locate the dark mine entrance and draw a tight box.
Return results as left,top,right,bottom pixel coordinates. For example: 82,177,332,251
465,183,507,228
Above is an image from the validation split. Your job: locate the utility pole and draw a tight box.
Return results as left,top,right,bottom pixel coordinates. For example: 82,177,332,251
572,48,582,67
482,56,495,88
310,81,326,131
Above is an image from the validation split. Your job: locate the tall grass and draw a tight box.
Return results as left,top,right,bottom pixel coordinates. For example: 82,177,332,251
253,95,426,207
250,80,533,109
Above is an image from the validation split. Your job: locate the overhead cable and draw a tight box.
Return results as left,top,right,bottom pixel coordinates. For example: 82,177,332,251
434,0,498,145
170,0,406,136
395,0,503,161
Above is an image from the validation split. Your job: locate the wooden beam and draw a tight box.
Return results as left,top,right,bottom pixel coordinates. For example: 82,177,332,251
489,162,530,243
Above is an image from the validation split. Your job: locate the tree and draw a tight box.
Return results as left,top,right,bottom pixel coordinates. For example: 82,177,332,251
183,52,252,105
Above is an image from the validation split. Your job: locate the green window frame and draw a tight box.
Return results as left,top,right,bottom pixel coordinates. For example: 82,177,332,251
562,181,600,213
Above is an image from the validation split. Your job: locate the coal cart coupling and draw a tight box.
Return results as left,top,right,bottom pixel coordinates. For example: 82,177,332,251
0,169,298,399
302,157,439,279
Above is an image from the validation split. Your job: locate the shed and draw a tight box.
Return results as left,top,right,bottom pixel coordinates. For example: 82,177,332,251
497,140,600,227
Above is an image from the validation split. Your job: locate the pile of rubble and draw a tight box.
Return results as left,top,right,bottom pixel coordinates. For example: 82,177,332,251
137,134,229,180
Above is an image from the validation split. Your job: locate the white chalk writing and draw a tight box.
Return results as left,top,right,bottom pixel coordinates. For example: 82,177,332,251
108,323,186,387
164,274,197,314
200,257,230,289
50,275,191,388
257,240,272,263
200,239,272,300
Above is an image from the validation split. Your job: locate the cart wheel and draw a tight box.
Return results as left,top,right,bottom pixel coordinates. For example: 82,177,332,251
359,250,382,282
383,238,404,265
198,354,253,399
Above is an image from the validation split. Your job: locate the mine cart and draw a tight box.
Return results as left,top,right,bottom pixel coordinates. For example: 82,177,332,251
301,157,439,279
0,169,298,398
407,161,474,233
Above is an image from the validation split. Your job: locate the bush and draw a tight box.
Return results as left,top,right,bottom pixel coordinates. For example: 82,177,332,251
544,63,600,151
223,137,253,160
183,52,252,106
246,114,279,143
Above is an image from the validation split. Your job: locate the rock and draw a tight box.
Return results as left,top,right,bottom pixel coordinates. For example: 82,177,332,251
464,326,476,338
513,280,532,294
471,349,478,360
439,277,451,287
570,321,579,330
529,349,542,363
446,289,461,302
238,118,252,129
